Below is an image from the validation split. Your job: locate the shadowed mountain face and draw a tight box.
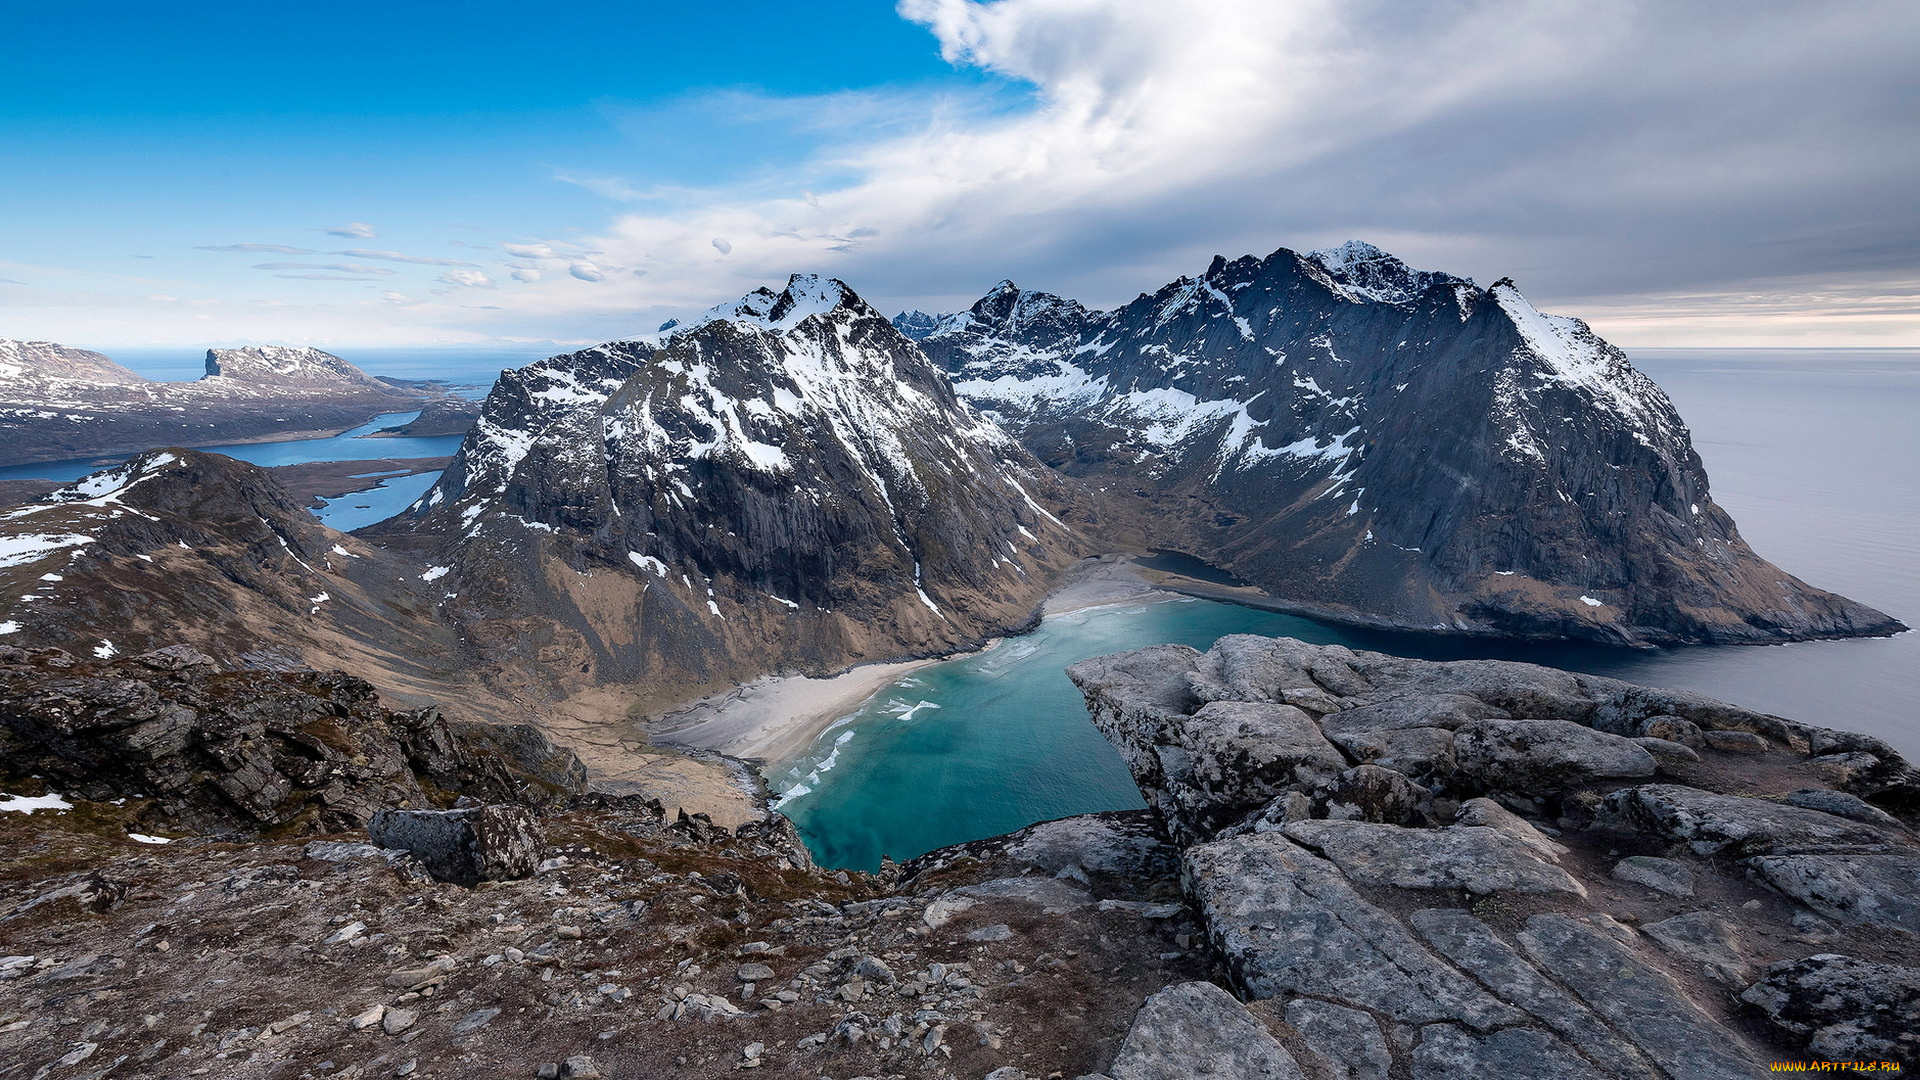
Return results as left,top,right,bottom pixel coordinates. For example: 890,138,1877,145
0,448,470,697
908,242,1901,646
389,275,1086,704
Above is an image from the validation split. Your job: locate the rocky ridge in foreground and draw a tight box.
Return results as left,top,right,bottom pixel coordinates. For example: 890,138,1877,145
3,635,1918,1077
1069,635,1920,1075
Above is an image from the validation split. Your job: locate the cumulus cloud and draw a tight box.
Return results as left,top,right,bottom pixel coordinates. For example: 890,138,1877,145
325,222,378,238
196,243,314,254
437,269,496,288
569,261,607,282
503,242,560,259
499,0,1917,344
341,249,481,267
512,267,543,282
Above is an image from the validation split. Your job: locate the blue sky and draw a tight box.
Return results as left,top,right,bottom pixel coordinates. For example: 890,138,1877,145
3,1,1917,348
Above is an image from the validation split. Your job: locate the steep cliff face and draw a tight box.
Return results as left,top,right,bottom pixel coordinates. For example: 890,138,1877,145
911,242,1901,646
393,275,1085,704
202,344,406,395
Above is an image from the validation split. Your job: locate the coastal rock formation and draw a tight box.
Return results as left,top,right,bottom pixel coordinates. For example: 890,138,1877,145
0,338,440,465
908,243,1902,645
389,274,1086,707
1069,634,1920,1076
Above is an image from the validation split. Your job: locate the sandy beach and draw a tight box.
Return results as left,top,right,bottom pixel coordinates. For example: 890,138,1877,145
649,555,1167,769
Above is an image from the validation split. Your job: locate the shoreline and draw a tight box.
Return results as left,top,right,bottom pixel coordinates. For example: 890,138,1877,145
650,555,1170,769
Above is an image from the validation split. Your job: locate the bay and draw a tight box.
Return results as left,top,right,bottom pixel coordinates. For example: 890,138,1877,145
777,348,1920,871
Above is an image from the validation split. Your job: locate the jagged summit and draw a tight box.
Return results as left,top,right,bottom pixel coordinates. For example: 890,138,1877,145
1302,239,1467,306
915,241,1901,646
395,275,1084,701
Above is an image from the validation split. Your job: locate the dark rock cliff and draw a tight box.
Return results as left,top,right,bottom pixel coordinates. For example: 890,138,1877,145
911,241,1902,646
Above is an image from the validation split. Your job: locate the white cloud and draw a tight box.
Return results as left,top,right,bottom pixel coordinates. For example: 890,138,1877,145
512,267,543,282
503,242,560,259
197,243,314,254
437,269,495,288
251,262,398,276
325,222,378,238
568,261,607,282
342,249,480,267
471,0,1915,345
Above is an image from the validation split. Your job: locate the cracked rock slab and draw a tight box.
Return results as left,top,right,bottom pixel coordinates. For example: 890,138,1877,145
1109,981,1305,1080
1182,831,1523,1027
1281,819,1587,897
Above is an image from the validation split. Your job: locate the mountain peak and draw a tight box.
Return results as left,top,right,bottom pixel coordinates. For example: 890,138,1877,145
1300,240,1463,306
0,338,149,386
203,345,395,393
668,274,868,341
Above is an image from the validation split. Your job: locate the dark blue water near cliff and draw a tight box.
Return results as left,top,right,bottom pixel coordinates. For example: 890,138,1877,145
776,348,1920,870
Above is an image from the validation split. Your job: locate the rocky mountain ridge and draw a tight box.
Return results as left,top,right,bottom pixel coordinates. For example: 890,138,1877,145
0,338,441,465
907,241,1902,646
385,274,1088,709
0,448,483,712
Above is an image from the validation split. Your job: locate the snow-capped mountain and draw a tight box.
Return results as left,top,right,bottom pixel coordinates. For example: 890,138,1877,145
0,338,433,465
202,345,400,394
908,241,1900,645
394,275,1084,698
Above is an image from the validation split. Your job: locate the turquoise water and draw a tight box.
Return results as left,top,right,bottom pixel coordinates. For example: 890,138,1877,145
0,411,461,531
778,349,1920,870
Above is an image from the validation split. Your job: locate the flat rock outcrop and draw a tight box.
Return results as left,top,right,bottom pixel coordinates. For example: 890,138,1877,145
1071,634,1920,1075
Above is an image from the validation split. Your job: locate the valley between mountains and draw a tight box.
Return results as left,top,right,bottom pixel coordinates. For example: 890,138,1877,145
1,243,1914,1077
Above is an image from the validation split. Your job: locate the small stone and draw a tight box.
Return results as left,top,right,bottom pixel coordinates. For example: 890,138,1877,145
323,921,367,946
1702,730,1769,754
395,1060,417,1077
966,924,1014,942
1783,788,1903,827
558,1054,603,1079
536,1065,559,1080
1638,715,1705,748
381,1008,418,1036
736,963,775,982
1635,737,1701,765
348,1005,386,1031
556,926,583,940
1611,856,1695,897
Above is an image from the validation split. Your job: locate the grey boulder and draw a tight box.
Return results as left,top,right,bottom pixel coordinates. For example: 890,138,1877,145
1741,954,1920,1061
366,804,544,887
1453,719,1656,792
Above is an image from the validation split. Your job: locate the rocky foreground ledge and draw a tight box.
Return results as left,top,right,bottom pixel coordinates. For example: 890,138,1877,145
1067,635,1920,1076
1,638,1916,1078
